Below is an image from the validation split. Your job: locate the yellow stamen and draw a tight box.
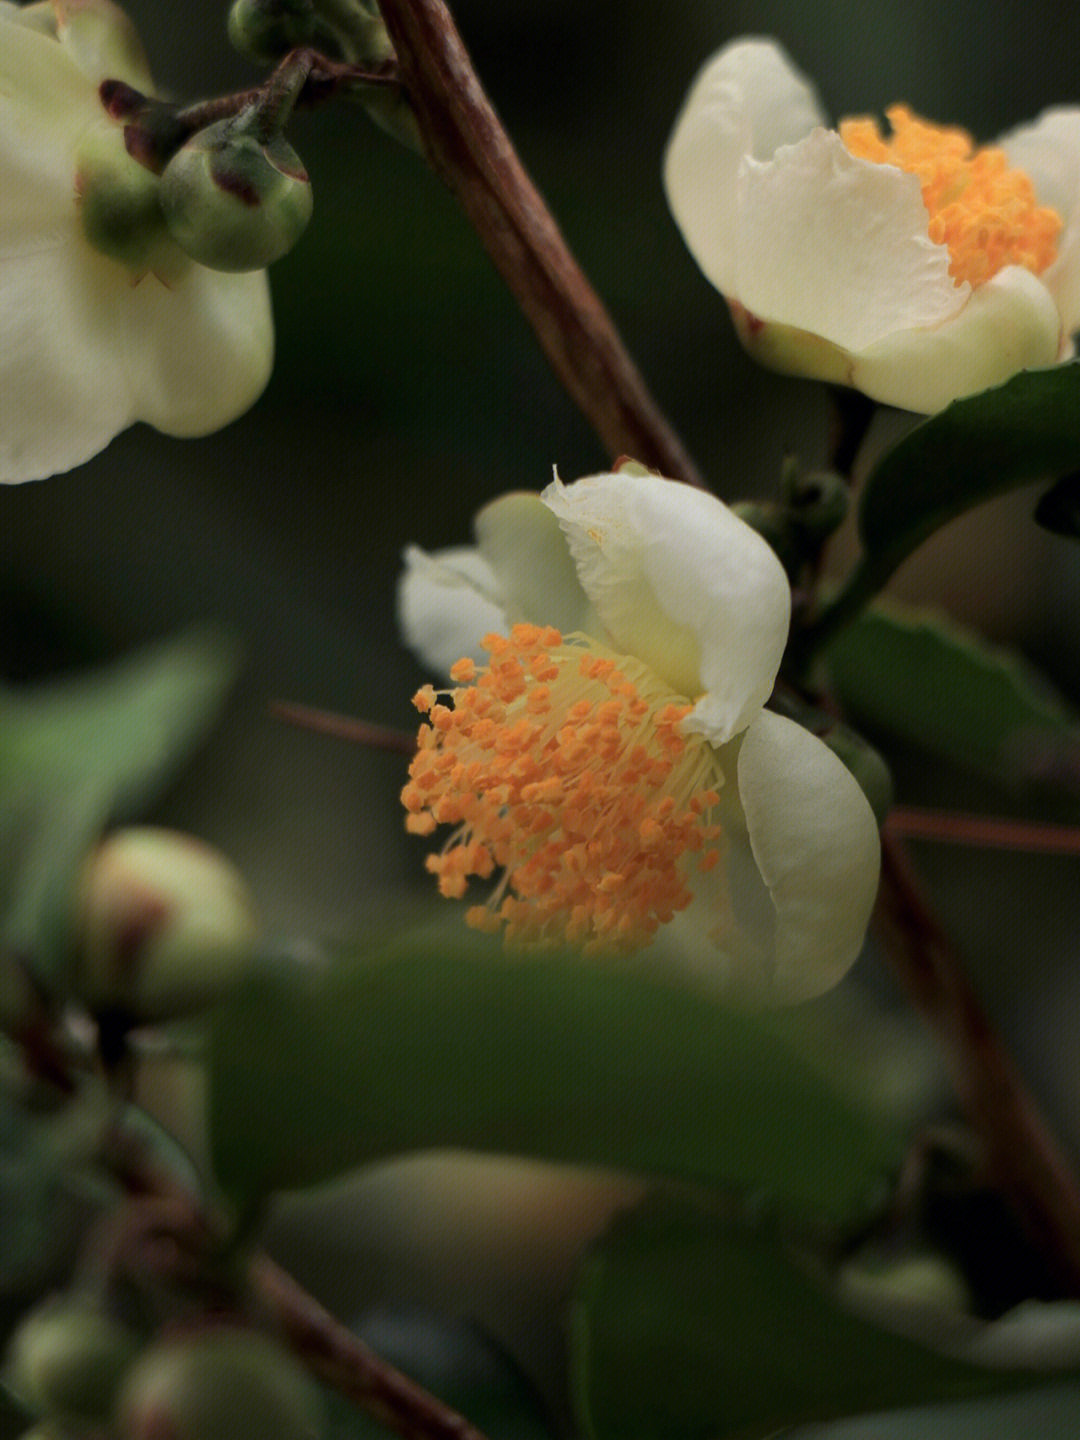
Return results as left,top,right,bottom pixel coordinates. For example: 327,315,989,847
840,104,1061,288
402,623,725,955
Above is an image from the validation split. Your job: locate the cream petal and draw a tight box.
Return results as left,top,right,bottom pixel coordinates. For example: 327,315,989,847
1000,108,1080,337
0,237,135,482
735,129,966,353
735,710,880,1004
473,491,596,636
119,262,273,437
54,0,156,90
397,544,507,676
541,472,790,744
664,38,824,295
851,265,1061,412
0,232,273,483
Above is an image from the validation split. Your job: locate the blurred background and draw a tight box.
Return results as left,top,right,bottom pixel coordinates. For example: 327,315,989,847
5,0,1080,1431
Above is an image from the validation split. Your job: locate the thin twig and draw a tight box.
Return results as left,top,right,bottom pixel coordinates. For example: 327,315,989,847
253,1257,488,1440
376,0,706,487
889,807,1080,856
875,828,1080,1293
269,699,415,754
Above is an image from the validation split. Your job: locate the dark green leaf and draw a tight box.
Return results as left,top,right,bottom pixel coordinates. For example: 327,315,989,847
859,364,1080,571
0,627,240,987
569,1195,1053,1440
1034,469,1080,541
824,603,1080,795
322,1309,554,1439
209,944,903,1222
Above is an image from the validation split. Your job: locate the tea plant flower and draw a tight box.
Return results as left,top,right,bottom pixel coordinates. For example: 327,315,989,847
0,0,273,483
664,38,1080,412
398,472,881,1005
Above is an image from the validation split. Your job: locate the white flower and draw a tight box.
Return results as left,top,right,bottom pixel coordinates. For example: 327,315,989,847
0,0,274,483
398,470,881,1005
664,38,1080,413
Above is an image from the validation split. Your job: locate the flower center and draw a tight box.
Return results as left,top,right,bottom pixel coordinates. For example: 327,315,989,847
402,622,725,955
839,104,1062,288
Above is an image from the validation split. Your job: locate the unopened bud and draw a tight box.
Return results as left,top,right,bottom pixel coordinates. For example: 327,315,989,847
160,118,312,272
74,122,173,273
71,828,257,1022
227,0,318,63
4,1296,139,1426
117,1328,322,1440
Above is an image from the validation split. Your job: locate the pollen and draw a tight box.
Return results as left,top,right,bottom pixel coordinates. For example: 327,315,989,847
840,104,1062,288
401,623,725,955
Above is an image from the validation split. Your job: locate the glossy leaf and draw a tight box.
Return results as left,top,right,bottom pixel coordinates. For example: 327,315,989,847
322,1309,555,1439
824,603,1080,796
209,943,903,1222
859,363,1080,572
569,1195,1057,1440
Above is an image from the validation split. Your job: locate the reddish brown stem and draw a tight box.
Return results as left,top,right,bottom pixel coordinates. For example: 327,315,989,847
889,807,1080,857
270,699,415,753
376,0,706,487
253,1257,488,1440
876,828,1080,1292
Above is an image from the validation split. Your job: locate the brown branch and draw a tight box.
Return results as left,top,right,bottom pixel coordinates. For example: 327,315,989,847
889,807,1080,857
875,827,1080,1293
376,0,706,487
252,1257,488,1440
270,699,415,754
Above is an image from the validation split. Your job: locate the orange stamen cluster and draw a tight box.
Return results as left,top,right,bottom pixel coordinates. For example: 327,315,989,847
401,623,725,955
840,104,1061,287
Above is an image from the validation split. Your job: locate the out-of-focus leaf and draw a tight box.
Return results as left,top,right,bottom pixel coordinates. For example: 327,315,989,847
824,603,1080,797
0,628,240,988
1034,469,1080,541
209,944,903,1223
568,1194,1058,1440
322,1309,554,1439
858,364,1080,572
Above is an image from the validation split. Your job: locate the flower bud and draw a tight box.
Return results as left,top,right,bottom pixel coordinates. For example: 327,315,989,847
71,828,258,1022
4,1296,139,1426
74,122,174,274
117,1328,322,1440
160,119,312,272
227,0,318,64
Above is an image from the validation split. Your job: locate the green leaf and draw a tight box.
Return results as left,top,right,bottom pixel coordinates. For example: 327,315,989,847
824,602,1080,796
322,1309,555,1439
209,944,903,1223
569,1195,1055,1440
859,364,1080,570
799,366,1080,661
0,627,240,987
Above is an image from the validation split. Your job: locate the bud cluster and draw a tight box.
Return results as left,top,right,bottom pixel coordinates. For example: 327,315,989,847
79,92,313,275
4,1301,322,1440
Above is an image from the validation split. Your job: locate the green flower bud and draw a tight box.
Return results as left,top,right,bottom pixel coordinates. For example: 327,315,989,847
227,0,318,64
160,118,312,272
821,723,894,828
74,122,174,274
4,1296,140,1426
117,1328,322,1440
71,827,258,1022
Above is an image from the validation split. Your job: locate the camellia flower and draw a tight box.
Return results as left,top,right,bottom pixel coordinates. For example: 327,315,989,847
398,470,881,1004
664,38,1080,412
0,0,273,482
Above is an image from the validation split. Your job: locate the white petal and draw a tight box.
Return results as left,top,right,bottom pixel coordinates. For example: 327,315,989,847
735,129,966,352
0,233,272,483
851,264,1061,412
736,710,880,1004
1000,107,1080,336
397,544,507,676
120,262,273,437
0,17,99,228
54,0,155,90
963,1301,1080,1371
473,491,596,636
541,472,790,743
664,38,824,295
